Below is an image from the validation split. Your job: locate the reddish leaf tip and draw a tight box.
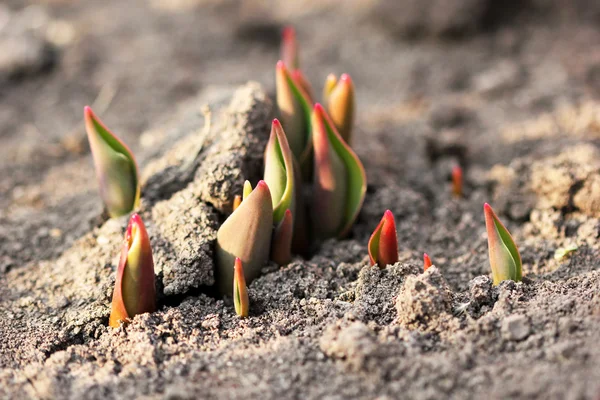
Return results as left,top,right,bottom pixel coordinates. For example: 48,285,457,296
272,118,281,127
256,180,270,192
282,26,295,39
314,103,325,114
383,209,394,219
276,60,286,70
423,253,433,271
340,73,352,83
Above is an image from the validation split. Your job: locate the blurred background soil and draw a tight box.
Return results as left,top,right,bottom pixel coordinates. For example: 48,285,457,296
1,0,600,399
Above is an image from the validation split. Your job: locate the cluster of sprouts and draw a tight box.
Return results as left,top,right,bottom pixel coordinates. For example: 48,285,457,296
83,27,522,327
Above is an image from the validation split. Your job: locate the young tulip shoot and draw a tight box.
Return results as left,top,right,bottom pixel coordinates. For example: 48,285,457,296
264,119,296,224
109,213,156,327
423,253,433,272
368,210,399,268
233,257,249,318
276,61,313,170
324,74,355,144
484,203,522,285
452,165,463,198
216,181,273,295
311,103,366,239
84,106,140,218
281,26,298,70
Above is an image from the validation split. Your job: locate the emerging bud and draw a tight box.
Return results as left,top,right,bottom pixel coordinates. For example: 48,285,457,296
484,203,522,285
423,253,433,272
281,26,298,70
368,210,399,268
271,209,294,266
276,61,313,171
233,257,249,318
311,103,366,239
109,213,156,327
324,74,355,144
452,165,463,198
264,119,296,224
216,181,273,294
84,106,140,218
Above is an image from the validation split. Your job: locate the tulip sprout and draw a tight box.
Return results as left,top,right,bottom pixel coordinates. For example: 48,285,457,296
264,119,297,265
216,181,273,295
323,73,355,145
484,203,522,285
233,257,249,318
368,210,399,268
423,253,433,272
109,213,156,327
276,61,313,173
311,103,366,239
84,106,140,218
452,165,463,198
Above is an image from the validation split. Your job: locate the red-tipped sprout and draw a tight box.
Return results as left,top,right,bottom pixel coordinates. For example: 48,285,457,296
233,257,249,318
311,103,366,240
109,213,156,327
484,203,522,285
452,165,463,198
323,73,355,144
281,26,298,70
216,180,273,295
423,253,433,272
368,210,399,268
84,106,140,218
275,61,313,174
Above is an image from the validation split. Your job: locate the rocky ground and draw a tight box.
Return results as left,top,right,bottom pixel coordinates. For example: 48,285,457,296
1,1,599,399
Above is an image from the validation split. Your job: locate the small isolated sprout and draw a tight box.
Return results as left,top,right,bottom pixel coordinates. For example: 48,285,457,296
233,257,249,318
109,213,156,328
84,106,140,218
423,253,433,272
452,164,463,198
484,203,522,285
554,245,578,261
368,210,399,268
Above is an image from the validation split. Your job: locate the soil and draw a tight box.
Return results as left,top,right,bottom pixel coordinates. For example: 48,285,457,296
1,1,600,399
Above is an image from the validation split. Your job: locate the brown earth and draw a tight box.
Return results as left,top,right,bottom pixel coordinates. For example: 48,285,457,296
1,1,600,399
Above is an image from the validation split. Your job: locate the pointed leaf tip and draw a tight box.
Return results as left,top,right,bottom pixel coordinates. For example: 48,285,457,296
84,106,140,218
325,73,355,144
109,213,156,328
233,257,249,318
368,210,398,268
484,203,522,285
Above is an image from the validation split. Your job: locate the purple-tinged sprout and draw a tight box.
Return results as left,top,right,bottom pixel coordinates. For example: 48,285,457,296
368,210,399,268
281,26,298,70
84,106,140,218
233,257,249,318
216,181,273,295
423,253,433,272
484,203,522,285
311,103,366,240
276,61,313,173
109,213,156,328
324,73,355,144
452,165,463,198
271,209,294,266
